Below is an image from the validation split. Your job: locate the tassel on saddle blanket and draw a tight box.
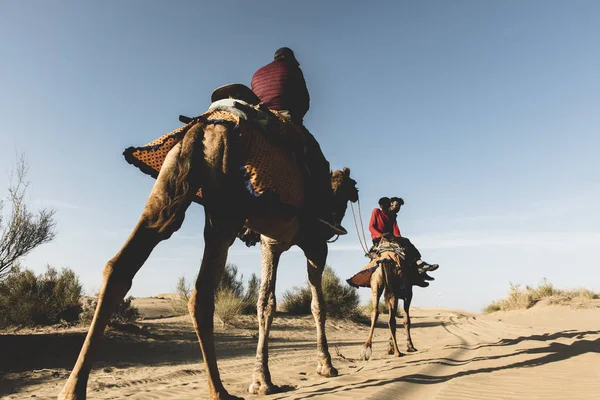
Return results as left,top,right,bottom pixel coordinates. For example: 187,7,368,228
123,107,308,209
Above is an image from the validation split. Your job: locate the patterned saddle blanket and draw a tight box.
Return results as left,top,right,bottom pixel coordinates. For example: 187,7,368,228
123,104,308,209
346,241,407,289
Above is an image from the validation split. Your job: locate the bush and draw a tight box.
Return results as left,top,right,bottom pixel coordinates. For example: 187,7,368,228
219,264,244,298
0,265,82,327
170,276,192,316
79,295,140,326
281,266,360,320
242,273,260,315
281,286,312,315
483,278,599,313
214,289,245,327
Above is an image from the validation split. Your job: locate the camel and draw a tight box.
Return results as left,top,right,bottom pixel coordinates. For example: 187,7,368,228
355,238,420,361
58,85,359,400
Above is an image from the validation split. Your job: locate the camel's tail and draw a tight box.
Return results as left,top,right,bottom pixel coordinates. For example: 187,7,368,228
381,260,396,301
150,122,205,231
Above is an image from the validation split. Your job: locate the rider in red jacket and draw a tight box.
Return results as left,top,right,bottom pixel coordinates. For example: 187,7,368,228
370,197,439,283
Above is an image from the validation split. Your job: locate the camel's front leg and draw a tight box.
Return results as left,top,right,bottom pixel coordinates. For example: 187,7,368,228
59,132,202,400
303,241,337,377
249,238,286,395
361,282,383,361
386,296,403,357
403,292,417,352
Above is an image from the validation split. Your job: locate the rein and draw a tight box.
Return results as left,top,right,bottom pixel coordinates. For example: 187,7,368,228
351,197,371,256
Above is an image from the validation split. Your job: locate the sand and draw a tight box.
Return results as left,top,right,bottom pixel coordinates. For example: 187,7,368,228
1,298,599,399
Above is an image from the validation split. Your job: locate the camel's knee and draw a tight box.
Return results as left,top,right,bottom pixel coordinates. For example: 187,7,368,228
141,206,186,239
101,259,134,291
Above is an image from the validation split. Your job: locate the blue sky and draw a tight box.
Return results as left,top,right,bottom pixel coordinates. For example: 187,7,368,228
1,1,598,312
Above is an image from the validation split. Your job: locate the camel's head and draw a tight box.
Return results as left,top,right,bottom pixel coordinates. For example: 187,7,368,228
331,167,359,203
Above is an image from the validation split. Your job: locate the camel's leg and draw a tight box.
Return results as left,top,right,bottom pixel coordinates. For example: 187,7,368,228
386,296,403,357
189,211,244,400
404,292,417,352
59,131,203,400
248,239,285,395
361,282,383,361
302,241,338,377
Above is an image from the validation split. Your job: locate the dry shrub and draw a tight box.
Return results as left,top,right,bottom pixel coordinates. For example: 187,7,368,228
214,289,245,327
79,295,140,326
0,266,82,327
170,276,192,316
172,269,260,318
483,278,598,313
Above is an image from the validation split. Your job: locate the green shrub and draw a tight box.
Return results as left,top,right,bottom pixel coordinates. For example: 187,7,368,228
0,265,82,327
281,285,312,315
281,266,360,320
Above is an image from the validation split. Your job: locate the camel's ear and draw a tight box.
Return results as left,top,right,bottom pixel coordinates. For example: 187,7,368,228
343,167,350,177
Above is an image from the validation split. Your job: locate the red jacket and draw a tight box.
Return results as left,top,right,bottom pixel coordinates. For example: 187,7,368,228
251,58,310,122
369,208,401,240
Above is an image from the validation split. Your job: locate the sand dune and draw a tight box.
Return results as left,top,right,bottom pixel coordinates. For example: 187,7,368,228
1,298,598,399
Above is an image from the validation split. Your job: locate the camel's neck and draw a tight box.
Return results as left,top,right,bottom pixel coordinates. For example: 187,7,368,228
331,191,351,226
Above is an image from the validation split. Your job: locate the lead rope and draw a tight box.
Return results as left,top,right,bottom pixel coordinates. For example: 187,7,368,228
351,198,370,255
357,198,370,250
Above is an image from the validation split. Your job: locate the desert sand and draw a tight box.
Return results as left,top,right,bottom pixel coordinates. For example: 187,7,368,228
1,297,599,399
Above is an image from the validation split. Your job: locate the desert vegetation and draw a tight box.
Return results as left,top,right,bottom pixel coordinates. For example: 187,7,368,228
483,278,599,313
171,264,261,326
281,266,360,320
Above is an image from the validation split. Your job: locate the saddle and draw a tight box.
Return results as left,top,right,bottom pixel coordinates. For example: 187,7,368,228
123,84,308,210
346,238,408,289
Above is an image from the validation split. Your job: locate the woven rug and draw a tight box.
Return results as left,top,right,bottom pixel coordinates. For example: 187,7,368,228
123,108,306,208
347,250,408,289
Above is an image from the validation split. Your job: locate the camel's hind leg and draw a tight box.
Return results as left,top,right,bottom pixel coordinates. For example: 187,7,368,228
189,210,244,400
249,238,286,395
361,282,383,361
302,240,338,377
59,127,204,400
386,296,403,357
403,291,417,352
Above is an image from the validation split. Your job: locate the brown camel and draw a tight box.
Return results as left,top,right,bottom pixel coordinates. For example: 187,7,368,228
58,99,359,399
359,238,418,361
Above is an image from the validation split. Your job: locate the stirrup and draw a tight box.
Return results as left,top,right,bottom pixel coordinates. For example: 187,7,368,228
318,218,348,235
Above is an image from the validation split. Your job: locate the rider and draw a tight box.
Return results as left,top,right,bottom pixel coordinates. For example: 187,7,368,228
251,47,347,236
369,197,439,281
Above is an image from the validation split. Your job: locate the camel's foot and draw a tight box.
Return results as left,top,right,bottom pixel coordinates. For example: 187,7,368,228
248,381,278,395
387,344,404,357
316,362,338,377
360,344,373,361
212,390,245,400
58,381,84,400
407,344,418,352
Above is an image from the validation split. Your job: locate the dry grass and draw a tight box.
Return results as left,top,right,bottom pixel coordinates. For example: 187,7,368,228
214,289,245,327
483,278,599,313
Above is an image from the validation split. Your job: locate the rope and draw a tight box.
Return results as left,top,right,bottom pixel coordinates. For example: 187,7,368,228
357,198,370,250
351,200,370,255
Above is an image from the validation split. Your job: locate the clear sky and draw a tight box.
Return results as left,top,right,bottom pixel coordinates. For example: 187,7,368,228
1,1,598,312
